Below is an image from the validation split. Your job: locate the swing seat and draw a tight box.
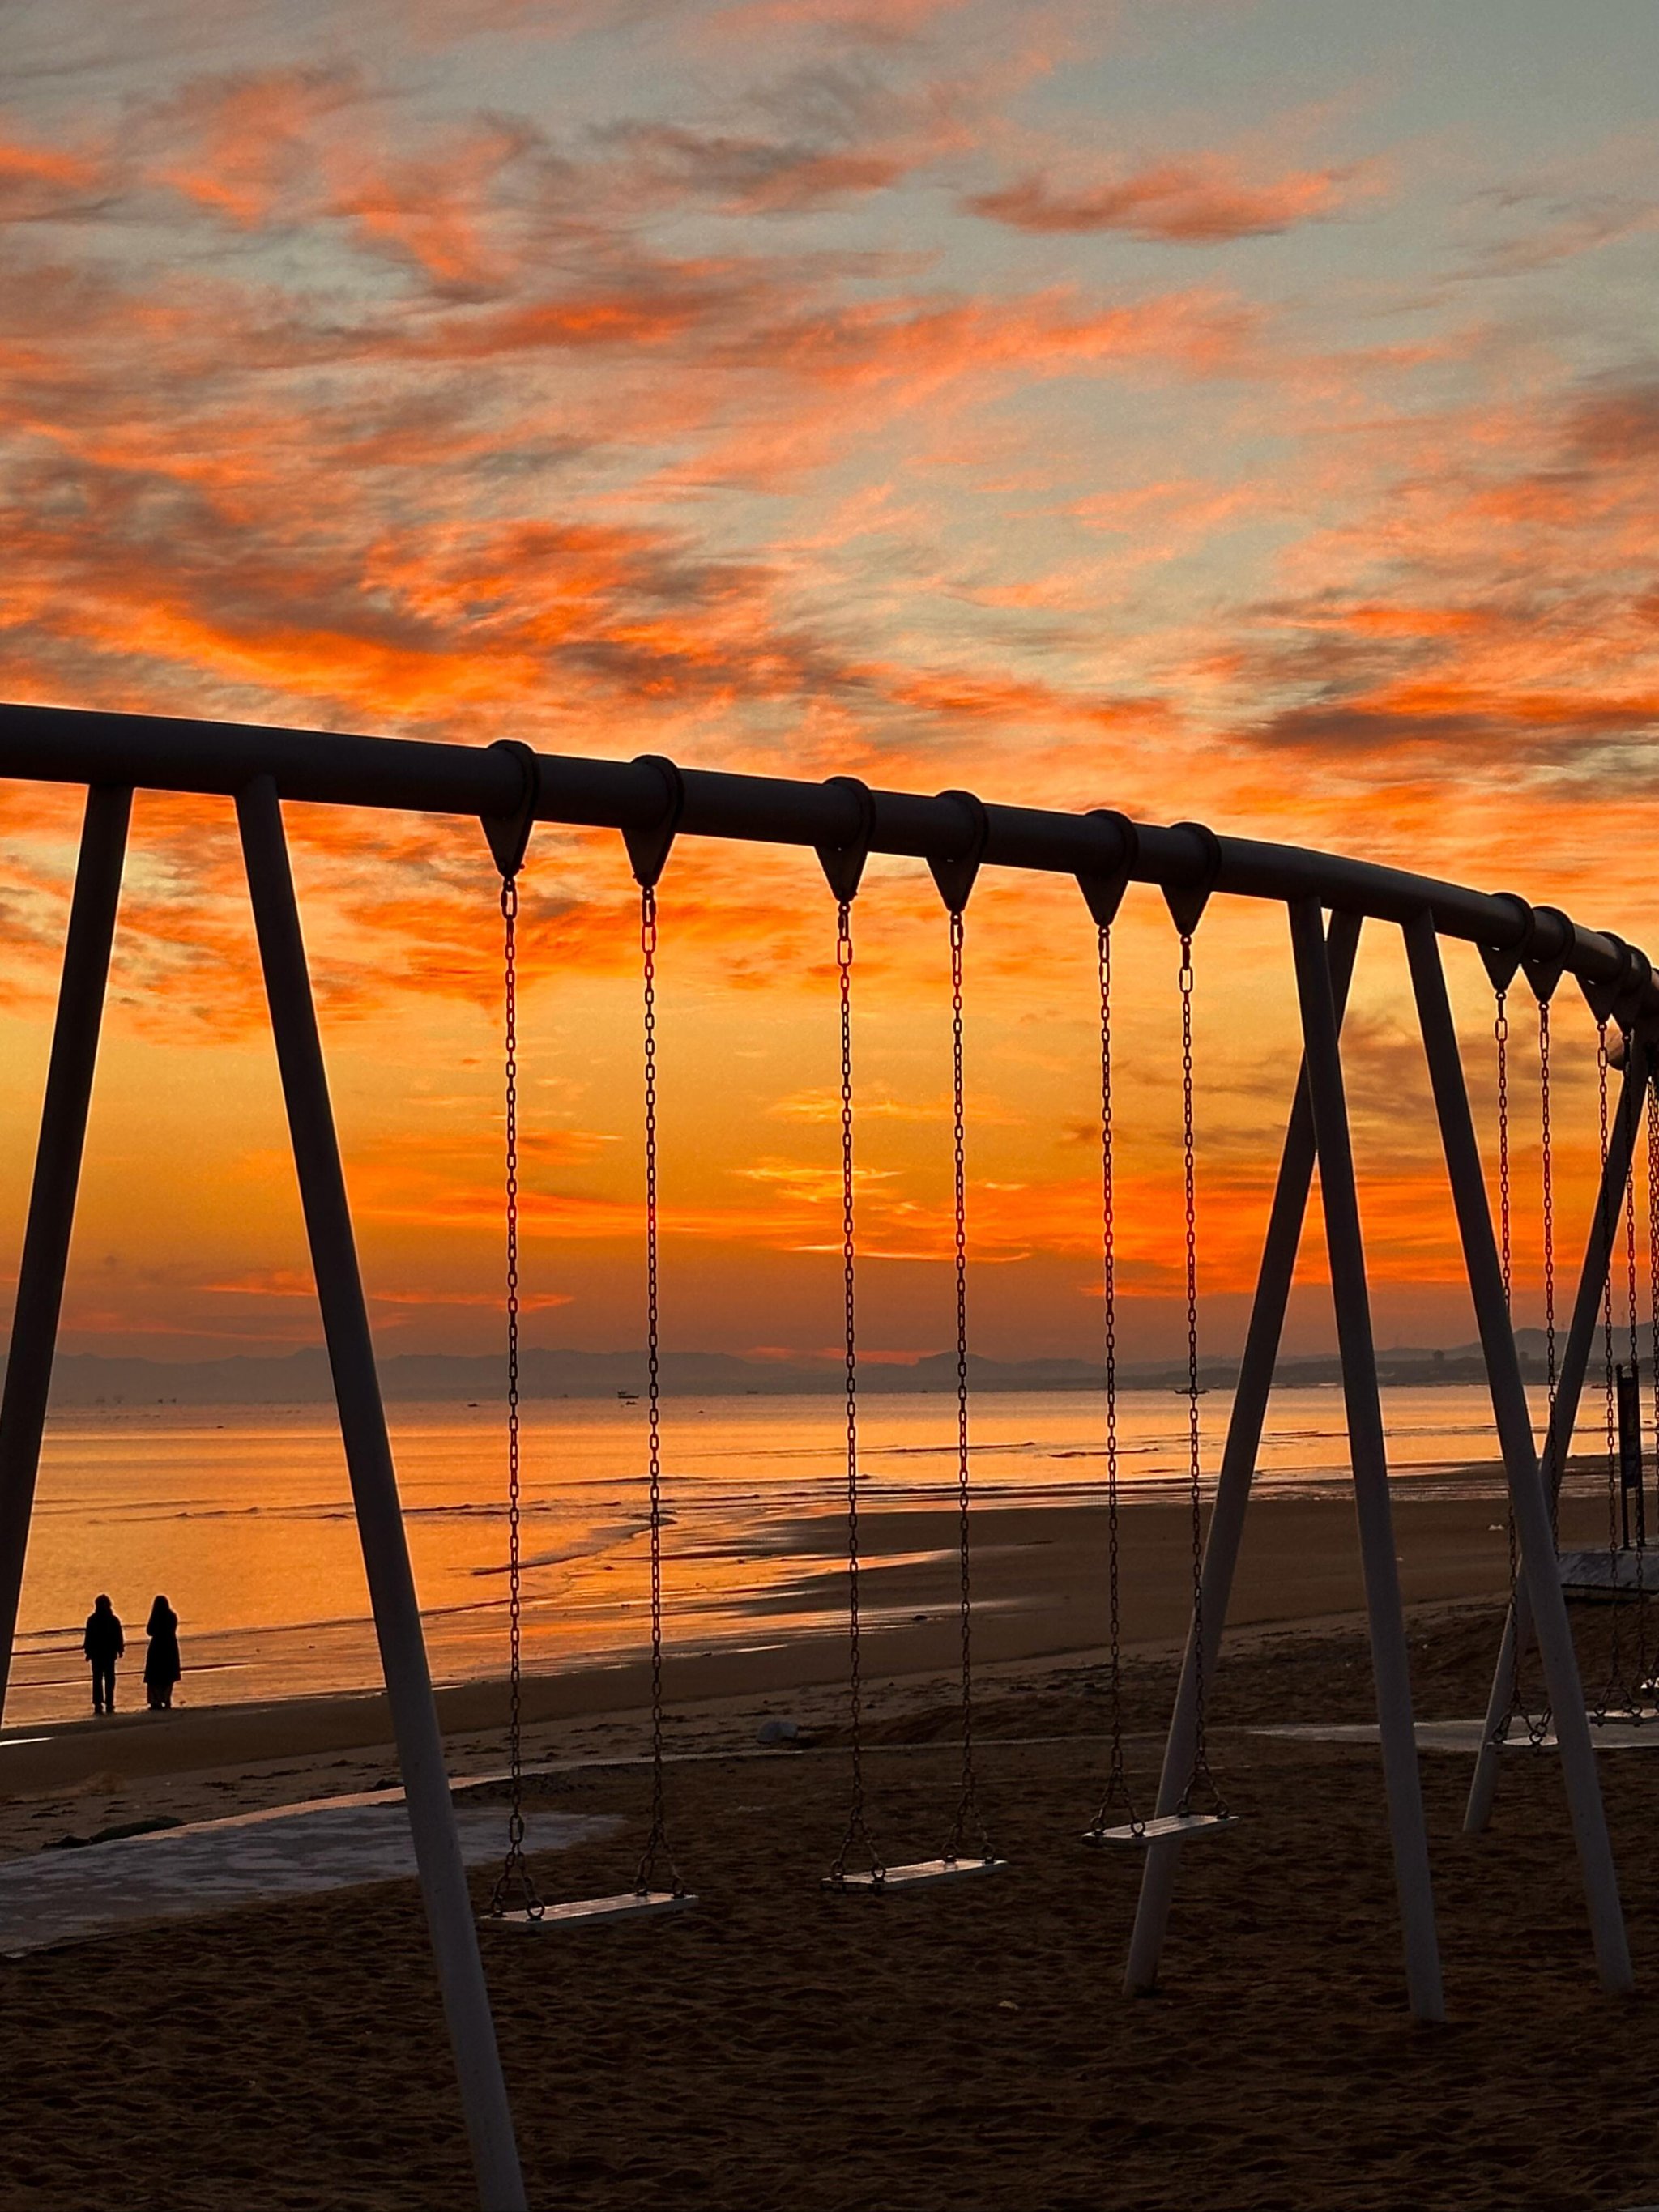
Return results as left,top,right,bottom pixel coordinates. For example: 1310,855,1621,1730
1083,1811,1238,1848
485,1889,696,1930
1498,1709,1659,1748
1558,1549,1659,1597
828,1855,1006,1892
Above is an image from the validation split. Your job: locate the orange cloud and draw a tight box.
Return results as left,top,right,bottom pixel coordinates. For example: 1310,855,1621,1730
2,2,1657,1370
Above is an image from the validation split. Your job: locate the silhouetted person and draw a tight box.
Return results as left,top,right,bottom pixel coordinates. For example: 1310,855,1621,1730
83,1594,123,1715
144,1596,181,1712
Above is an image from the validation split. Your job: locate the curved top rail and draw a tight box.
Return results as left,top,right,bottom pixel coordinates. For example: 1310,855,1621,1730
2,699,1653,1019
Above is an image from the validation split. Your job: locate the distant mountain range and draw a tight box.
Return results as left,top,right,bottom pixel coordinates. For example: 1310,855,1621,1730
29,1331,1559,1407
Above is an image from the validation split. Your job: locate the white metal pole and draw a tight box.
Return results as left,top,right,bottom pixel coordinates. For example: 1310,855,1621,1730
1464,1046,1650,1833
1290,895,1444,2024
1405,910,1631,1989
1124,908,1361,1995
238,778,527,2212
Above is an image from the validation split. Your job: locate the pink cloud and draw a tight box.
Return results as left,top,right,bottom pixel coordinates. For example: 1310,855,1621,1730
967,156,1362,241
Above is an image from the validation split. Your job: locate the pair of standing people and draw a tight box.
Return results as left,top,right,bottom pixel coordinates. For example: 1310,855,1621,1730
83,1594,180,1715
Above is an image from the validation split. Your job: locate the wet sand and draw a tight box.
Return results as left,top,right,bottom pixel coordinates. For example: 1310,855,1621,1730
3,1480,1656,2208
0,1477,1545,1810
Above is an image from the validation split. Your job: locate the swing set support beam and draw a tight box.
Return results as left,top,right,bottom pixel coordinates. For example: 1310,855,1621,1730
1290,896,1445,2024
1464,1046,1653,1835
0,784,131,1720
1405,910,1631,1993
237,779,527,2212
1124,906,1362,1998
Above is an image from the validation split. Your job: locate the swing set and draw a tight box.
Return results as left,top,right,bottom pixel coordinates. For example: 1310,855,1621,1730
0,702,1654,2211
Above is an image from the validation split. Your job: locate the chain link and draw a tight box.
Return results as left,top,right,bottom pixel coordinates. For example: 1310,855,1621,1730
1177,933,1223,1818
490,876,542,1919
635,885,684,1896
943,910,992,1864
827,900,885,1887
1087,923,1139,1837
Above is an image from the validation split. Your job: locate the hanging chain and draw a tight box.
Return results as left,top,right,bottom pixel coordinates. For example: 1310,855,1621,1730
1636,1066,1654,1397
1523,999,1558,1745
1644,1080,1659,1712
1494,987,1527,1741
1542,1002,1558,1415
635,884,684,1895
1626,1055,1651,1699
1597,1020,1630,1720
1497,989,1512,1306
1648,1089,1659,1546
828,900,885,1887
943,910,992,1863
490,876,541,1918
1178,932,1223,1818
1088,923,1139,1837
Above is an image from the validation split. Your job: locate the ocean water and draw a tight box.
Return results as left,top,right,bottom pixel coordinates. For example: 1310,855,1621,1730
5,1383,1569,1724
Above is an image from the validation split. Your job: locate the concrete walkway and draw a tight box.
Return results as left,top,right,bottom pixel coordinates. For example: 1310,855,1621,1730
1255,1716,1659,1753
0,1789,618,1958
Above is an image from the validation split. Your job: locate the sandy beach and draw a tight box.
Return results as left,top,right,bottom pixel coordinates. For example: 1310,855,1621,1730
3,1477,1658,2208
0,1475,1549,1815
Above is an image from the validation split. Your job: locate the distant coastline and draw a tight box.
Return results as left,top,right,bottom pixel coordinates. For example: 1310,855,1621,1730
31,1332,1554,1407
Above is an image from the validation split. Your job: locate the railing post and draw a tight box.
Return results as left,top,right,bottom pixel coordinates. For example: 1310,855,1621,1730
237,778,526,2212
1465,1046,1651,1833
1124,907,1361,1996
0,785,131,1720
1289,894,1444,2024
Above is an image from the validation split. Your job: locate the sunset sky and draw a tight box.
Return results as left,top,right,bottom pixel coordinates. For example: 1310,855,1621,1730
2,0,1657,1368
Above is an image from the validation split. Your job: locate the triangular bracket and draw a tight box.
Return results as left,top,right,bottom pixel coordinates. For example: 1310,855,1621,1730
1615,944,1653,1034
1579,931,1627,1027
622,755,685,891
1523,906,1572,1005
1630,1014,1659,1084
1077,810,1139,929
480,739,540,881
1161,821,1222,938
927,790,990,916
1478,892,1533,993
816,776,876,904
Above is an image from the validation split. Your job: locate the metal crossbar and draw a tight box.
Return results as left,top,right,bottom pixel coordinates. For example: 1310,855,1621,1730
0,702,1652,1010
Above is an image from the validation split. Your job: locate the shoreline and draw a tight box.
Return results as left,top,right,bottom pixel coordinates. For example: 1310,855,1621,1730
0,1473,1575,1815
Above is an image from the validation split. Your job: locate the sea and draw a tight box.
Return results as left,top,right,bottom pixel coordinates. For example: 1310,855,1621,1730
5,1383,1584,1726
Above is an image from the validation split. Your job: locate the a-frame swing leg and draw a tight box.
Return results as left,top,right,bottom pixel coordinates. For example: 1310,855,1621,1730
1464,1045,1652,1834
1406,913,1631,1993
237,779,527,2212
1124,908,1362,1996
1290,895,1444,2024
0,784,131,1722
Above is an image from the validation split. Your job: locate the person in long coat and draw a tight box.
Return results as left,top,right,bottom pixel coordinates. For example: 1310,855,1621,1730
143,1596,181,1712
83,1594,123,1715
